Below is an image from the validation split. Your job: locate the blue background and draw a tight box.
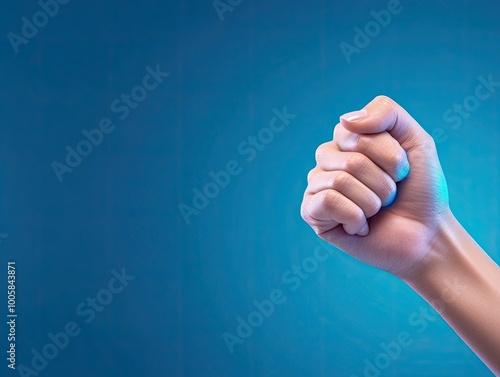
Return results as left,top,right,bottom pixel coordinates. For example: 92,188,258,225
1,0,499,376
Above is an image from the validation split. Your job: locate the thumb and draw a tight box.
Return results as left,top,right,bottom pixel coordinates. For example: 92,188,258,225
339,96,430,150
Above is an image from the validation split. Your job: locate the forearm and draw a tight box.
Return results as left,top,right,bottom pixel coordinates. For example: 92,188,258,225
403,210,500,375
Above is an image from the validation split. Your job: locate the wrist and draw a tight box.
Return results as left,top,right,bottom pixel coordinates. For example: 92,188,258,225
397,209,458,282
401,209,473,292
403,208,500,306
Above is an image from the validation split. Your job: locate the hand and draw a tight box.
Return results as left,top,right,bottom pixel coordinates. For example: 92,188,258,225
301,96,451,278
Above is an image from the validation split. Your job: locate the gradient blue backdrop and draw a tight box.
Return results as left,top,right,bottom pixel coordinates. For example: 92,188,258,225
1,0,499,376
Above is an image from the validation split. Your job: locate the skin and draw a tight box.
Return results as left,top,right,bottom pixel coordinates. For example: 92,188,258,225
300,96,500,375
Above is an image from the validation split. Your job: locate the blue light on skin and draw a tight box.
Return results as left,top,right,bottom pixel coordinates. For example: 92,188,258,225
398,159,411,182
436,172,450,205
384,189,397,207
384,160,410,207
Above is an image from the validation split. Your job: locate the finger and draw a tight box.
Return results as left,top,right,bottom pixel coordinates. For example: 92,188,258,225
314,144,396,206
301,190,369,236
333,126,410,182
339,95,432,151
306,170,382,218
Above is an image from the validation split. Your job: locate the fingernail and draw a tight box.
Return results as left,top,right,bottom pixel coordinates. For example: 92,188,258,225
340,109,368,122
357,223,369,236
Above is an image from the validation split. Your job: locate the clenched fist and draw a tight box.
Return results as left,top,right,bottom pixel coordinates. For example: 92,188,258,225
300,96,500,374
301,96,450,278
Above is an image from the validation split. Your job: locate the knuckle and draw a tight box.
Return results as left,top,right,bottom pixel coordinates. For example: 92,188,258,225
300,201,311,223
373,95,397,118
333,123,344,139
412,130,438,157
306,168,317,184
345,154,369,175
337,130,369,153
330,171,350,191
352,134,368,150
374,95,394,108
388,150,407,172
314,142,330,164
342,132,363,151
406,120,436,152
375,94,390,101
334,124,351,143
300,197,319,226
422,131,437,150
317,190,338,209
315,191,343,219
